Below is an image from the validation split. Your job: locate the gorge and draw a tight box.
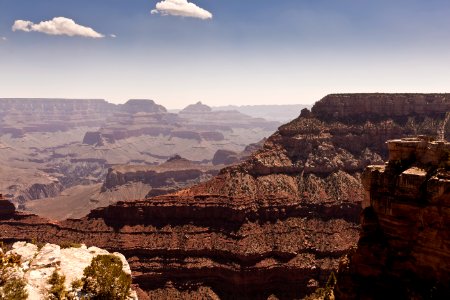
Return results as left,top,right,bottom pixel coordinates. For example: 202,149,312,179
0,94,449,299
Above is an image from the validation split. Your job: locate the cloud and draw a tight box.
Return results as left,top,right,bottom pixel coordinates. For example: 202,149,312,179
151,0,212,20
1,37,6,41
12,17,104,38
110,34,117,38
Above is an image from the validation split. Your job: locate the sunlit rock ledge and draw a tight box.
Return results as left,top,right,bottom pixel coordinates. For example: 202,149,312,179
3,242,138,300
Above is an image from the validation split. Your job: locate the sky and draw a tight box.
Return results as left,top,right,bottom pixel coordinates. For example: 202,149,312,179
1,0,450,108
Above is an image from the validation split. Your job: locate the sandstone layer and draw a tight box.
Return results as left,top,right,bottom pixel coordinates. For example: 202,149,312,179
337,137,450,299
0,94,449,299
102,155,221,197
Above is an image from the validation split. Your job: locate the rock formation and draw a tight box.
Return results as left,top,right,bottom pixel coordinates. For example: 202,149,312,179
0,98,278,207
212,104,312,122
179,102,280,131
18,182,64,202
80,100,278,162
119,99,167,114
0,94,449,298
337,137,450,299
4,241,137,300
0,197,15,218
180,101,212,114
312,93,450,122
211,149,239,166
102,155,220,197
0,98,116,137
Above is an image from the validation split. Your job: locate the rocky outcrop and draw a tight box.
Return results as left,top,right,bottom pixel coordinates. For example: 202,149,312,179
102,156,220,197
0,199,15,218
5,241,137,300
82,131,104,146
337,137,450,299
212,149,239,166
1,94,449,298
2,171,65,204
211,140,266,166
180,101,212,114
312,93,450,122
119,99,167,114
19,182,64,201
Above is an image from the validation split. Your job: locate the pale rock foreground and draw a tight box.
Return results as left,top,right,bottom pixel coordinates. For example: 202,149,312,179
7,241,138,300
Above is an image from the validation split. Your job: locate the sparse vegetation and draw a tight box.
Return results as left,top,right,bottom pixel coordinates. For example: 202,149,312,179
2,279,28,300
0,250,28,300
31,238,45,250
43,254,132,300
47,270,68,300
81,254,131,300
304,272,337,300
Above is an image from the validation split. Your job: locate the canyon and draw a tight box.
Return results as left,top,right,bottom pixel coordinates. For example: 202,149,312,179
0,98,278,215
0,94,449,299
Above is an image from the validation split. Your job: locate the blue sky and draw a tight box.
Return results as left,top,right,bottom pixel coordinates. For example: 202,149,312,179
1,0,450,108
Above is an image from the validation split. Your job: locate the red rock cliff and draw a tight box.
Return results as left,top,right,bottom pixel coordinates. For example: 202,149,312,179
337,137,450,299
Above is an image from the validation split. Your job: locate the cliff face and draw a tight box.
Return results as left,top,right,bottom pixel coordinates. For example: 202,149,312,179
102,156,220,197
18,182,64,202
337,137,450,299
0,199,15,218
0,98,116,137
0,94,449,299
312,93,450,122
119,99,167,114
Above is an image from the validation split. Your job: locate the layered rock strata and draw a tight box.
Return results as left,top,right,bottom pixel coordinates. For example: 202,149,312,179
0,98,116,137
0,98,278,205
312,93,450,122
83,100,279,146
337,137,450,299
102,156,220,197
0,94,449,298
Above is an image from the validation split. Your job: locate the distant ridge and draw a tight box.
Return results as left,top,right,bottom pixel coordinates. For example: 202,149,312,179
212,104,312,122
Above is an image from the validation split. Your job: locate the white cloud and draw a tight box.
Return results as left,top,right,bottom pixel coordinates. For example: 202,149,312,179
110,34,117,38
1,37,6,41
151,0,212,20
12,17,104,38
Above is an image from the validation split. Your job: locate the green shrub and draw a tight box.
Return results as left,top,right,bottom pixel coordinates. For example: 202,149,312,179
0,251,28,300
304,272,337,300
47,270,67,300
2,278,28,300
71,279,83,290
81,254,131,300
